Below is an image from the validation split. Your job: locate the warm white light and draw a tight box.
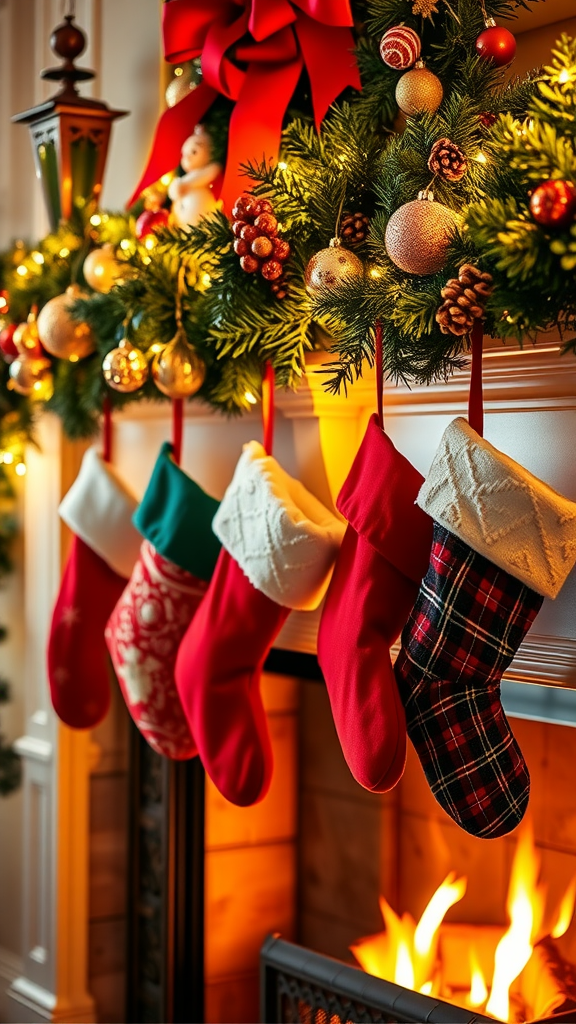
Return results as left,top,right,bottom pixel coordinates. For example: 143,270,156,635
31,251,44,265
120,239,131,251
160,173,173,186
244,391,257,405
278,161,288,170
174,66,184,77
15,462,26,476
3,452,13,464
370,268,382,278
559,68,570,83
144,237,156,250
16,265,28,277
90,214,102,226
59,247,70,258
474,151,488,164
202,272,211,287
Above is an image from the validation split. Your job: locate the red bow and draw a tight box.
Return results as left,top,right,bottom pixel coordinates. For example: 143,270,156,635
128,0,361,213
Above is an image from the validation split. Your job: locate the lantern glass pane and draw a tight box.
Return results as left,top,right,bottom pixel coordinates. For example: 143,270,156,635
70,134,100,213
36,138,61,230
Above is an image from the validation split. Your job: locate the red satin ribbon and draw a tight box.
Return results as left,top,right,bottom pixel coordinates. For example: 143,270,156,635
102,396,113,464
374,320,384,432
468,320,484,438
261,362,275,456
172,397,184,465
128,0,360,212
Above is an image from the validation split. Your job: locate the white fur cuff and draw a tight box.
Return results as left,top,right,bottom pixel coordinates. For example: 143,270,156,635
59,447,142,579
417,417,576,599
213,442,345,610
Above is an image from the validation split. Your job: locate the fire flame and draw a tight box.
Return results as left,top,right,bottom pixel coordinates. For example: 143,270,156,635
467,947,488,1009
351,872,467,995
486,823,546,1022
352,819,576,1023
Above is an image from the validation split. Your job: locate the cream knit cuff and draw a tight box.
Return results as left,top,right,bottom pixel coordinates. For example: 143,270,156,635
417,417,576,599
213,441,345,610
59,447,142,579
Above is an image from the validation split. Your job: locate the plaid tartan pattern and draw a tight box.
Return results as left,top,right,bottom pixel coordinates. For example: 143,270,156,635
394,522,543,839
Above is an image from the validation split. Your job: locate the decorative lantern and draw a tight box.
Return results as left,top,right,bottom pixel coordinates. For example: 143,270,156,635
12,12,126,231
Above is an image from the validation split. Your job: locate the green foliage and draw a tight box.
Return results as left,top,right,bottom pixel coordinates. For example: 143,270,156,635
0,472,20,798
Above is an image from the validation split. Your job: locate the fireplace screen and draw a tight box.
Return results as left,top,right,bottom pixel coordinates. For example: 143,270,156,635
260,935,493,1024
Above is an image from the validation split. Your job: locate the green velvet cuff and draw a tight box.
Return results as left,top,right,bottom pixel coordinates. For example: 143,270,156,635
133,442,221,582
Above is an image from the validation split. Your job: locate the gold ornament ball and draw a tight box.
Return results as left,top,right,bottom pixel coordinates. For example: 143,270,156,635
396,67,443,115
102,338,149,393
152,328,206,399
83,245,123,294
37,285,95,361
305,241,364,295
13,315,42,358
385,196,460,275
165,66,195,108
9,355,53,399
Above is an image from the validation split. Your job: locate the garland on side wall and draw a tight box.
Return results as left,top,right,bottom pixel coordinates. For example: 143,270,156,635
1,0,575,447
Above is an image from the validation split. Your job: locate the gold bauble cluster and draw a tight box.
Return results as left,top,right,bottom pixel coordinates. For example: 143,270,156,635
396,65,443,115
83,245,123,294
9,309,54,399
304,239,364,295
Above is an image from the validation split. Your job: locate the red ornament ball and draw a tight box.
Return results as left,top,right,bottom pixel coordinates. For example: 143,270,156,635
234,238,248,256
0,323,19,363
252,236,274,258
379,26,421,69
261,259,283,281
254,212,278,236
232,192,258,221
254,199,274,217
272,238,291,262
232,220,245,237
529,179,576,230
475,24,516,67
135,207,169,241
240,254,260,273
240,224,259,244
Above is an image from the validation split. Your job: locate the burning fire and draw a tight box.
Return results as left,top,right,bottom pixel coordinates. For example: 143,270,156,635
351,822,576,1022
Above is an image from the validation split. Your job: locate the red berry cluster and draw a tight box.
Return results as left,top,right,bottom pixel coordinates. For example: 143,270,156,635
232,192,291,297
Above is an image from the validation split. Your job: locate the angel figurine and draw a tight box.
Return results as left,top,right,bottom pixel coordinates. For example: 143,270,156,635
168,125,221,228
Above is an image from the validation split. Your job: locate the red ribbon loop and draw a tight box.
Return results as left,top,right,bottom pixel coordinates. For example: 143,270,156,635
128,0,361,211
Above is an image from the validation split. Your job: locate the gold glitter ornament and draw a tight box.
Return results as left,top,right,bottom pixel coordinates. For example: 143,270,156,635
384,191,460,275
304,238,364,295
37,285,95,361
13,311,42,358
9,355,53,399
165,64,195,107
102,337,149,393
152,327,206,399
83,244,123,294
396,63,443,115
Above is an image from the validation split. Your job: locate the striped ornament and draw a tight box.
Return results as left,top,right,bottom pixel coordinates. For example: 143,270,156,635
379,26,421,69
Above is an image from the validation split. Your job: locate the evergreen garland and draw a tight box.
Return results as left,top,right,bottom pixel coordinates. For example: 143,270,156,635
4,0,576,445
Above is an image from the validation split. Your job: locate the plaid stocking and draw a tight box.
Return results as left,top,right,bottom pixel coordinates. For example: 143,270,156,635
395,418,576,838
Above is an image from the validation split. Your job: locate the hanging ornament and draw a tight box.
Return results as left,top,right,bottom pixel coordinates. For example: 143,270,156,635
396,62,443,115
0,324,19,364
151,327,206,399
384,191,460,275
340,212,371,246
305,238,364,295
9,355,53,399
379,26,421,70
475,20,516,66
102,337,149,393
13,310,42,358
165,64,195,108
428,138,468,182
135,207,170,241
412,0,439,15
83,244,123,294
37,285,95,361
529,179,576,230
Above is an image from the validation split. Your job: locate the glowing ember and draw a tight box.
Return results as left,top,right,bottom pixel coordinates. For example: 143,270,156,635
351,820,576,1023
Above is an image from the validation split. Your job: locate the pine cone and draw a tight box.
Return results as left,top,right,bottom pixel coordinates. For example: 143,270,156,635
436,264,494,337
340,212,370,246
428,138,468,183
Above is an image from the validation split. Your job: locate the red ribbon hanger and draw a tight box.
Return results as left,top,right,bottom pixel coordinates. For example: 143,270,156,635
102,396,113,464
261,362,275,456
468,319,484,438
128,0,361,213
375,320,384,432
